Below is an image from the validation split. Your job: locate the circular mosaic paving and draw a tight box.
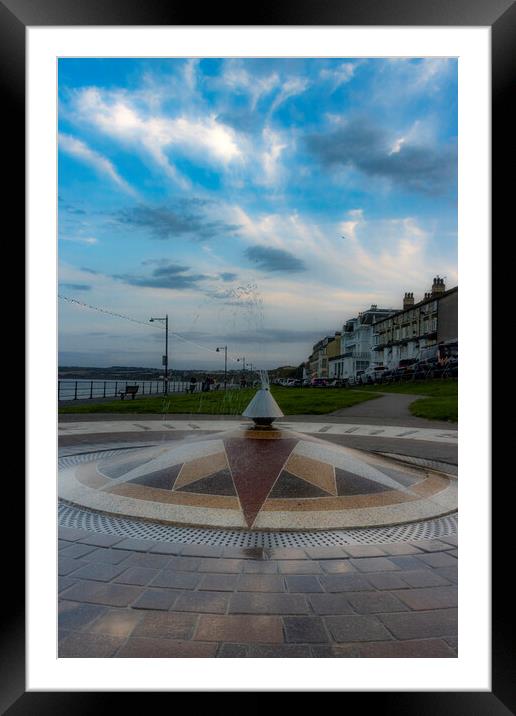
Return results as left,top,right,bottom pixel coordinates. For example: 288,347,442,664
59,425,457,531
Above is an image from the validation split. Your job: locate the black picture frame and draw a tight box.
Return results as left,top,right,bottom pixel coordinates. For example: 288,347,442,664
7,0,511,709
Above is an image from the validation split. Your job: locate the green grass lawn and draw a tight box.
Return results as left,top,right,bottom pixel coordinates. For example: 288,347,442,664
352,379,458,422
58,386,379,416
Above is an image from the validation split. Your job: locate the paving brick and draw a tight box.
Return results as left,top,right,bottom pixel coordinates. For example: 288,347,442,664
321,574,374,593
86,548,134,565
416,552,458,568
381,543,423,556
311,644,360,658
388,556,425,570
285,576,324,593
112,538,157,552
228,592,309,615
350,557,400,572
346,591,409,614
173,591,230,614
265,548,307,560
393,586,458,611
125,553,172,570
354,639,457,658
115,567,160,586
71,562,128,582
444,636,458,653
59,543,99,559
440,535,458,547
58,601,107,631
342,545,387,558
303,547,348,560
217,643,249,658
325,615,392,643
320,560,356,575
58,557,88,576
132,589,179,611
222,547,268,560
365,572,409,590
59,632,124,658
237,574,285,592
58,577,78,593
85,608,143,637
284,617,329,643
117,637,217,658
180,544,223,558
400,570,451,588
379,608,458,639
150,571,200,590
78,533,125,548
277,561,323,574
434,567,458,584
148,542,184,555
132,612,197,640
308,594,355,616
243,560,278,574
198,558,244,573
58,527,90,542
411,539,455,552
195,615,284,643
60,580,144,607
198,574,239,591
164,556,202,572
248,644,311,657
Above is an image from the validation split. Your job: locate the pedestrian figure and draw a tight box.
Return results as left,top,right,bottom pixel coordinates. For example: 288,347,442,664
189,376,197,394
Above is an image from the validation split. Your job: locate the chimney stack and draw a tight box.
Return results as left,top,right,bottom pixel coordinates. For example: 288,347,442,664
431,277,446,297
403,292,415,310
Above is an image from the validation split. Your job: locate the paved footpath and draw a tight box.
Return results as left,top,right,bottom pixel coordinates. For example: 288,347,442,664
58,528,458,658
58,400,458,658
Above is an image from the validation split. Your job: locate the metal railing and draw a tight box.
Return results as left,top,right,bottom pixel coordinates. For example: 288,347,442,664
57,379,243,401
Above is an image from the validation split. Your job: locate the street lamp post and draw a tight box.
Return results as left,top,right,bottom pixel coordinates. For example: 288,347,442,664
150,314,169,395
216,345,228,390
237,356,246,386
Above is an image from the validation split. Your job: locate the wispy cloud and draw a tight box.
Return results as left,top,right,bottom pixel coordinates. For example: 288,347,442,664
59,133,138,197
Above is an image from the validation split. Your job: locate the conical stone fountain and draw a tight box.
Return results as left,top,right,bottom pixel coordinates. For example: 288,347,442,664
59,373,457,530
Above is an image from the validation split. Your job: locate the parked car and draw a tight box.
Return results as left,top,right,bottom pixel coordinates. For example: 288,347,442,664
327,378,347,388
362,366,387,384
311,377,328,387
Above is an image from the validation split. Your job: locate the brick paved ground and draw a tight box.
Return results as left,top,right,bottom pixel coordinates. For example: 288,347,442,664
58,528,458,658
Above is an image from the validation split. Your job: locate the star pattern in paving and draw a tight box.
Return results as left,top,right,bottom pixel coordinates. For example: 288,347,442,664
94,430,420,528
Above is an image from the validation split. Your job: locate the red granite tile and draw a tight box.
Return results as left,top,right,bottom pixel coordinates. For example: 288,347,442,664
224,436,298,526
195,615,284,643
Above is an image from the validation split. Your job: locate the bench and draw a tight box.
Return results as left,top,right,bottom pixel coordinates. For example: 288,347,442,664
119,385,139,400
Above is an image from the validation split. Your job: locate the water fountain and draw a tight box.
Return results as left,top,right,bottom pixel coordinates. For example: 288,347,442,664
59,373,457,530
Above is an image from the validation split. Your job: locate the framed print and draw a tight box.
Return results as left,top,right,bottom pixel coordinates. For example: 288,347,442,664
5,0,512,708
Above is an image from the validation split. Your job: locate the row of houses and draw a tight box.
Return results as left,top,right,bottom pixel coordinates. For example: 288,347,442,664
306,277,458,380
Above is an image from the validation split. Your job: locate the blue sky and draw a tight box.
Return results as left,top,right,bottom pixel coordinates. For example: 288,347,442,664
58,57,458,370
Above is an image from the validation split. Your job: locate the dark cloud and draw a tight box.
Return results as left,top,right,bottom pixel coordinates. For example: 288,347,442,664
59,283,91,291
115,200,241,241
244,245,306,273
305,118,457,195
113,261,209,291
219,272,238,282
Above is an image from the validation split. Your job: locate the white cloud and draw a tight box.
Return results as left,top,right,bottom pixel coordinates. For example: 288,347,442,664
269,77,310,116
69,88,243,188
59,133,137,196
320,62,357,90
219,62,280,109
